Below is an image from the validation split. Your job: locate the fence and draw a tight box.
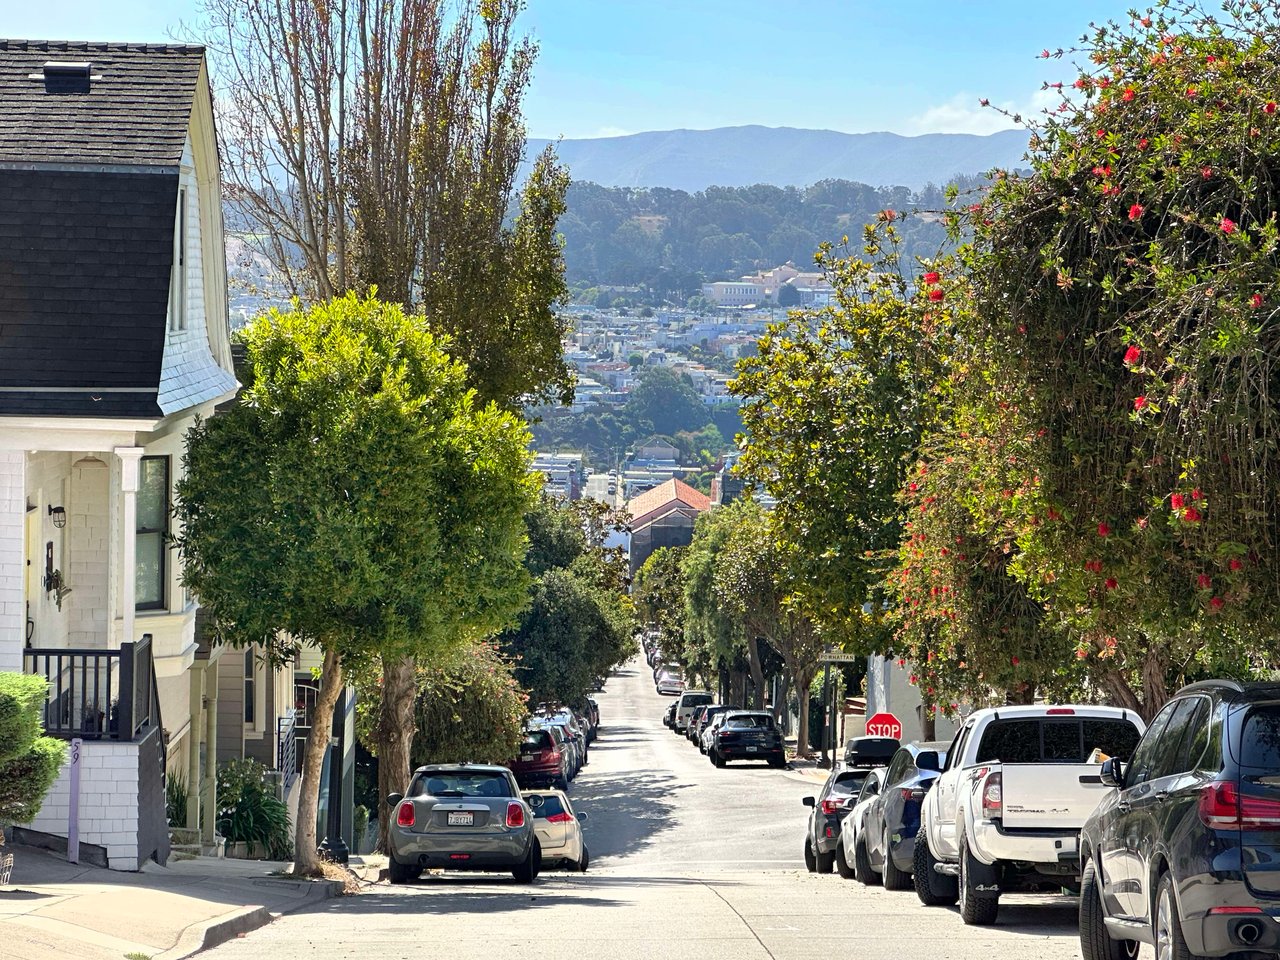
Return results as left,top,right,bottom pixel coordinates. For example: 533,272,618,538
276,709,298,792
23,635,158,742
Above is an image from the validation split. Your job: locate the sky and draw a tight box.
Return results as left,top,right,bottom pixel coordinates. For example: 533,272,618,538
3,0,1132,139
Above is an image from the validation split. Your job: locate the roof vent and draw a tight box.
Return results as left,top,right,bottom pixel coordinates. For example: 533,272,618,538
29,61,101,83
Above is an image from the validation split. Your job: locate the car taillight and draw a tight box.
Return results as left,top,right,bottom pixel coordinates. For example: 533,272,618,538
1045,708,1076,715
545,812,573,824
396,801,415,827
901,787,925,802
540,748,557,761
506,801,526,828
982,772,1003,819
1199,781,1280,830
820,799,842,815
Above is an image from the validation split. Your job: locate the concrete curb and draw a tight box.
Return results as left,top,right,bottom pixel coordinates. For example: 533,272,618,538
153,879,343,960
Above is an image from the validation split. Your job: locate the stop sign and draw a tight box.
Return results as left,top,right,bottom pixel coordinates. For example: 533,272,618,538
865,712,902,739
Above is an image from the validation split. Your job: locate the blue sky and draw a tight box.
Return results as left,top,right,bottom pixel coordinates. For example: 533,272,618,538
6,0,1129,138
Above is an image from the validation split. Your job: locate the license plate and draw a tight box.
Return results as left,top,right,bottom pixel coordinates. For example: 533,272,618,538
520,755,535,761
447,812,474,826
746,746,758,752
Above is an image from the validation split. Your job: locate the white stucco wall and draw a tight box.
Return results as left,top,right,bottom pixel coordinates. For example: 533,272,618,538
0,452,23,672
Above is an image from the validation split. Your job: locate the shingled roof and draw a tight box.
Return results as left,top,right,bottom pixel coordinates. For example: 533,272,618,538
0,41,207,418
627,478,713,526
0,40,204,166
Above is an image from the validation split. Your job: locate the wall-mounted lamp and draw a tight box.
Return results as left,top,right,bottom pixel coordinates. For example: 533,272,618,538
48,505,66,528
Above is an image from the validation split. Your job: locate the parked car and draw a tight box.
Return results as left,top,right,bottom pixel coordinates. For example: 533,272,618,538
686,705,710,742
663,701,677,728
708,711,786,768
674,690,714,733
836,767,887,879
693,705,731,751
656,666,686,697
1079,680,1280,960
583,697,600,740
524,789,590,873
508,727,569,790
840,735,900,771
920,704,1145,925
385,764,539,884
531,718,582,779
700,710,729,753
802,766,878,873
842,741,947,890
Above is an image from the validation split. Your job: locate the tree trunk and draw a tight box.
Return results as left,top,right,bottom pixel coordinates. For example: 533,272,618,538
795,682,811,757
293,647,343,877
746,636,766,709
921,710,936,740
375,654,419,855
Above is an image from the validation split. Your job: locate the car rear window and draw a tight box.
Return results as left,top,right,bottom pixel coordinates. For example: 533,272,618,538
726,714,775,729
975,717,1142,764
520,731,552,752
682,694,713,707
1240,708,1280,770
529,794,566,819
831,771,868,795
411,772,513,798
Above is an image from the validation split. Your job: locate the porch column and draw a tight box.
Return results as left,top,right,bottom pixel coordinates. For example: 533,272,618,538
115,447,143,647
187,664,203,832
202,677,218,848
0,452,25,672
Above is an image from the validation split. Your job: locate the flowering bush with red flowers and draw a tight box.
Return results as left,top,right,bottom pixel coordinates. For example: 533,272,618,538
929,0,1280,718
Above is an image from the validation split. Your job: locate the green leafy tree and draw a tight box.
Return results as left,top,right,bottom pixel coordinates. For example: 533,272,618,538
681,502,753,703
175,293,536,873
623,367,712,437
627,352,644,369
0,674,65,828
633,547,693,672
776,282,802,308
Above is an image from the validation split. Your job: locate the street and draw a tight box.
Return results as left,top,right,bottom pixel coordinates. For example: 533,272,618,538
583,473,622,509
205,660,1083,960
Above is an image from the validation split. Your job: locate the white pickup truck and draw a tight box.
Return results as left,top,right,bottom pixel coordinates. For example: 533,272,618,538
917,704,1145,925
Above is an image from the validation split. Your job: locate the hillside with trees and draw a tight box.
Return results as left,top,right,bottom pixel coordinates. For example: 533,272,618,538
559,176,991,296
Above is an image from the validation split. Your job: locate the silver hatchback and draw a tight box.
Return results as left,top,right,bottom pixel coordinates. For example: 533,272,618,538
385,764,540,884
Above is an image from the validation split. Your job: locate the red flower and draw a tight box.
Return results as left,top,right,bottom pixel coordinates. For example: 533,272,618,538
1230,558,1243,571
1124,345,1141,365
1252,293,1264,309
1267,102,1278,115
1011,657,1020,666
1076,648,1089,659
1092,164,1112,177
1140,15,1152,26
1095,129,1107,139
1171,493,1185,510
1128,203,1144,221
1221,217,1237,234
1041,49,1050,58
1201,166,1213,179
922,271,941,284
1191,488,1203,501
1138,137,1150,150
896,658,905,667
1137,517,1149,529
1183,507,1203,523
1122,87,1135,102
928,288,944,302
1197,574,1213,589
1186,87,1197,98
1074,78,1088,90
1098,522,1111,537
1047,508,1062,520
1105,578,1118,590
1209,596,1224,611
1134,395,1147,410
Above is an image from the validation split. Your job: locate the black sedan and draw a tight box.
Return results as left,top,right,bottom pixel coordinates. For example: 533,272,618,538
707,711,786,768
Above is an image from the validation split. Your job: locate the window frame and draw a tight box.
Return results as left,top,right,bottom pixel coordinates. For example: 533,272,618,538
171,186,187,332
135,455,169,611
243,647,257,727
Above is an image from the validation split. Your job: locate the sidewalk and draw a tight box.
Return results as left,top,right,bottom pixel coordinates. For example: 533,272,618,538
0,844,344,960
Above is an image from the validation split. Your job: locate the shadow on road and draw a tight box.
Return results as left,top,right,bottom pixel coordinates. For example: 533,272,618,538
569,768,688,860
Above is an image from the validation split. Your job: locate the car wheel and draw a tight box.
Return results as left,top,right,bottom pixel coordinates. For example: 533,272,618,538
835,838,856,879
881,833,912,891
578,845,590,874
1080,858,1139,960
854,833,881,886
804,836,817,873
768,755,787,769
913,826,958,906
1155,872,1202,960
555,775,569,791
958,839,999,926
513,838,541,884
815,841,835,874
711,749,726,768
387,854,418,885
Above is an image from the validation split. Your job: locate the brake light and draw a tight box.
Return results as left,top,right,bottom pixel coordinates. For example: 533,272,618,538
901,787,925,802
546,812,573,824
1045,708,1076,715
506,801,526,828
982,772,1003,819
540,748,558,762
820,799,842,815
396,801,415,827
1209,906,1264,915
1199,781,1280,830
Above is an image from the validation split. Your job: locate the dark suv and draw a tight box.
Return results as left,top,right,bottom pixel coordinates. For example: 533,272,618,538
1079,680,1280,960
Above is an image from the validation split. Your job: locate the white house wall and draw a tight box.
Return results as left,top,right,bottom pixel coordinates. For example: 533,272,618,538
0,452,23,672
68,457,110,648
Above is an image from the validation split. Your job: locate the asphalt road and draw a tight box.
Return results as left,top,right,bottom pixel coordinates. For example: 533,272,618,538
205,659,1087,960
583,473,621,508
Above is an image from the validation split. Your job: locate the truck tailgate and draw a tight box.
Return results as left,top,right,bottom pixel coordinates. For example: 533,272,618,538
998,764,1109,830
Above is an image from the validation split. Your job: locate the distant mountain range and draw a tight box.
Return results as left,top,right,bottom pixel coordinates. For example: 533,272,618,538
527,125,1030,192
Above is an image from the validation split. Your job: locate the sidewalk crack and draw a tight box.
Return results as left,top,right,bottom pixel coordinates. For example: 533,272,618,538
694,878,777,960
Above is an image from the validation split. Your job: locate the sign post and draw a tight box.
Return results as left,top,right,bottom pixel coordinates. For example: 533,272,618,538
865,712,902,740
67,737,82,864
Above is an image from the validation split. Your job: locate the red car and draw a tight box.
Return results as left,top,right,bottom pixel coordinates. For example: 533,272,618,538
509,728,569,790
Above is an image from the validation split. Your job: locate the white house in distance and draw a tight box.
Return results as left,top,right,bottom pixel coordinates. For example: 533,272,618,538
0,40,241,870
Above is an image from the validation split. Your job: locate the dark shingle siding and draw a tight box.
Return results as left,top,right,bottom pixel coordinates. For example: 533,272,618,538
0,40,204,166
0,167,175,416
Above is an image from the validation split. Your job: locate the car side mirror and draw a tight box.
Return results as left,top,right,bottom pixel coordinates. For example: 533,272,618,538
1100,757,1125,788
916,751,941,773
802,796,816,807
577,811,589,822
386,792,404,809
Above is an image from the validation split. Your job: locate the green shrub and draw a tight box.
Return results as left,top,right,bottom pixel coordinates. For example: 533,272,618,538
0,673,65,825
216,759,292,860
166,773,188,826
